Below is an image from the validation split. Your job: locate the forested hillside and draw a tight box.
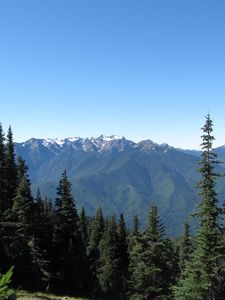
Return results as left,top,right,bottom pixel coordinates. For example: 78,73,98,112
15,135,225,235
1,115,225,300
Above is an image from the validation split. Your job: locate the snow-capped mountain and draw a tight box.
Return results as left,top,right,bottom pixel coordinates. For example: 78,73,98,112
14,135,225,235
19,135,173,154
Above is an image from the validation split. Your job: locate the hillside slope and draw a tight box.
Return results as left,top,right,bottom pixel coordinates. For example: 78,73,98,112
15,136,225,235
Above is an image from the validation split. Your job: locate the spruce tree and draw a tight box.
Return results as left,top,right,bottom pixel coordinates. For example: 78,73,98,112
174,114,225,300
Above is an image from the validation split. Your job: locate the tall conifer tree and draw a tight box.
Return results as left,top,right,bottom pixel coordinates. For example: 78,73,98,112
79,206,88,247
128,214,140,257
4,126,17,210
174,114,225,300
52,171,85,295
130,205,164,298
12,177,33,226
98,215,121,298
31,189,51,291
130,205,177,299
10,159,34,290
117,213,129,294
179,219,193,271
87,207,105,295
17,156,30,182
0,123,6,215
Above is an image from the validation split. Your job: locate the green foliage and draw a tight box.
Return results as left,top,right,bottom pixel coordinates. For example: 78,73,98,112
52,170,86,295
0,267,15,300
174,114,225,299
53,170,79,254
79,206,88,246
0,123,6,216
26,140,203,236
87,207,105,256
130,205,178,299
117,214,129,294
4,126,17,210
86,207,105,296
128,215,140,254
12,176,34,225
179,220,193,270
3,120,225,299
98,216,121,297
129,294,144,300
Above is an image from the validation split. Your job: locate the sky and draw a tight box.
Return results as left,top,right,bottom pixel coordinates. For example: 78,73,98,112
0,0,225,149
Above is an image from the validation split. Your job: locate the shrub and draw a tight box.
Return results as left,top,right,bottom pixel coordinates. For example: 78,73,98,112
0,266,15,300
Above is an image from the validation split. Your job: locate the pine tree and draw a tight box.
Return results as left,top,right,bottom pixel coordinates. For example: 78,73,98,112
131,214,140,237
130,205,164,298
10,167,34,290
12,177,33,226
87,207,105,255
17,156,30,182
34,188,44,220
4,126,17,210
53,171,78,248
0,123,5,167
179,219,193,270
43,197,54,220
128,214,140,258
130,205,177,299
52,170,85,295
32,189,51,291
79,206,88,247
41,197,54,292
117,214,129,294
98,215,121,298
174,114,225,300
0,123,6,215
28,235,51,292
87,207,105,295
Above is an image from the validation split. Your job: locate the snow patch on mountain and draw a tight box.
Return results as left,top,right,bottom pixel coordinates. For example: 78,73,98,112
17,135,176,155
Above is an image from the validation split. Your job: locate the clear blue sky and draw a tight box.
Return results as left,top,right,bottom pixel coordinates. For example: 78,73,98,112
0,0,225,149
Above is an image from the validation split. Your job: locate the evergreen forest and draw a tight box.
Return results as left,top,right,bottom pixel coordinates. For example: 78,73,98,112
1,115,225,300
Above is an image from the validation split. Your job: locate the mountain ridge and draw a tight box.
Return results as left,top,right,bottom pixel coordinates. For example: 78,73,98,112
18,135,178,154
15,135,225,235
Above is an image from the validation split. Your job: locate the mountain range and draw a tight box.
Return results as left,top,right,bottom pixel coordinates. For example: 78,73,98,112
15,135,225,235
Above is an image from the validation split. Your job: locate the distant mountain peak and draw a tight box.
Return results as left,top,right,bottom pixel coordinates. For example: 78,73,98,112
96,135,124,141
44,137,81,145
18,135,177,154
134,139,174,153
19,135,133,154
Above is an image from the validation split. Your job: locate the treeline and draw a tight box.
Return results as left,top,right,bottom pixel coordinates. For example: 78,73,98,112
0,115,225,300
